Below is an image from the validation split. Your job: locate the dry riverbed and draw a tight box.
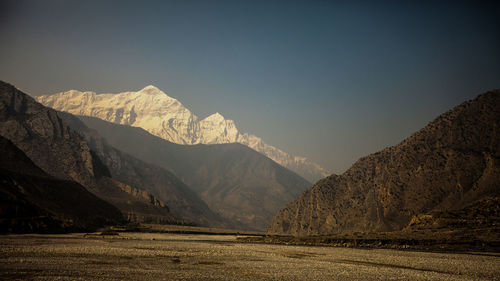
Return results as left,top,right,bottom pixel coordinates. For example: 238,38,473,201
1,233,499,280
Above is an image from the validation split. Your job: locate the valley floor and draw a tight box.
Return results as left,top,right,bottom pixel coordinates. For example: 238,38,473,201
0,233,499,280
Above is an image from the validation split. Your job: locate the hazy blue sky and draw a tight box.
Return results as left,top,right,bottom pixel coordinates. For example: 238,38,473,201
1,0,499,174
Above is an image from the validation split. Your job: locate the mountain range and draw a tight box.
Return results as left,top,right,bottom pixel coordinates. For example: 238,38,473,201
268,90,500,236
1,80,311,232
3,79,498,237
36,86,328,182
74,115,310,230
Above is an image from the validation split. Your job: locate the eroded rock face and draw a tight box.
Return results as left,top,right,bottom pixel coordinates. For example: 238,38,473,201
0,82,98,189
405,197,500,232
92,177,182,225
269,90,500,236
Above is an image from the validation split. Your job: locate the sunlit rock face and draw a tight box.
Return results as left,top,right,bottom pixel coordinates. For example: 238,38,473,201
269,90,500,236
37,85,329,182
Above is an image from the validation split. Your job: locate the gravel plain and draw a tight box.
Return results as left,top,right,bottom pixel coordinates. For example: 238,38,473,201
0,233,499,280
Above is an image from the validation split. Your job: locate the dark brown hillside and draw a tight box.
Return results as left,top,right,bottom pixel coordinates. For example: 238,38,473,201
0,136,123,233
0,81,182,227
268,90,500,236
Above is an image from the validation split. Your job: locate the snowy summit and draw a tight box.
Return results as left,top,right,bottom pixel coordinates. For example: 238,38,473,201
37,85,329,182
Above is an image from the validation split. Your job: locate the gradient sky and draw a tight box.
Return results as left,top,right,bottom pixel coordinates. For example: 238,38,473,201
1,0,499,174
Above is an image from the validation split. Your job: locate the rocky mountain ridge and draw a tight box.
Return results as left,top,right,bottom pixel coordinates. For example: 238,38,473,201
268,90,500,236
37,86,328,182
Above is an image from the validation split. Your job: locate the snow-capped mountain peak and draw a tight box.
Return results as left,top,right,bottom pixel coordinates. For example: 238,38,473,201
139,85,165,95
141,84,161,91
199,112,240,144
36,86,330,182
203,112,225,122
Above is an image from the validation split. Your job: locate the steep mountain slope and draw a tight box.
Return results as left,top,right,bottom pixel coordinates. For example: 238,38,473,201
0,135,123,233
269,90,500,236
76,115,311,231
58,111,226,227
0,81,180,225
37,86,328,182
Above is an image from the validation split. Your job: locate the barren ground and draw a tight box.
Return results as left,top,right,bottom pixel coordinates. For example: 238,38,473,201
1,233,499,280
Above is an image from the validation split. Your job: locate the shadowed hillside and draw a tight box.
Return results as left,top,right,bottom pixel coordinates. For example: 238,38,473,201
77,115,311,231
0,135,123,233
58,111,227,228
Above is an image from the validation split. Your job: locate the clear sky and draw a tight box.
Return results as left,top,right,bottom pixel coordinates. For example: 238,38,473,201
1,0,499,174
